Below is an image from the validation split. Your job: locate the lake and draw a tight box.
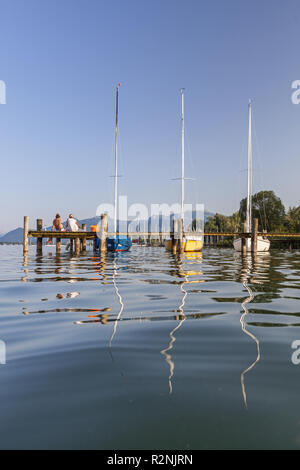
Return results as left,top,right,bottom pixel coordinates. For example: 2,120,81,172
0,244,299,449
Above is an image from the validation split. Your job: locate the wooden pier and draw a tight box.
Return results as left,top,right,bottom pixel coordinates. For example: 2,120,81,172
23,216,300,256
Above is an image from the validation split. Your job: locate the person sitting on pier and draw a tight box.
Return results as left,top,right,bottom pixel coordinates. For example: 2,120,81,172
65,214,81,232
52,214,64,231
47,213,64,244
65,214,81,251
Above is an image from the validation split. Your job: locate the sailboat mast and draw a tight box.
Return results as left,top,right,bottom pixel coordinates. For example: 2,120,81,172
180,88,185,227
114,84,120,236
246,100,253,233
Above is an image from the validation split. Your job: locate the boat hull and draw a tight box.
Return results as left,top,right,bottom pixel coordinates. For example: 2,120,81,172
234,237,270,252
107,237,132,252
165,237,203,252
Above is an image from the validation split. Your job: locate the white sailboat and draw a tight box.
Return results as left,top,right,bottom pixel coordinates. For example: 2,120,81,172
165,89,203,252
234,101,270,253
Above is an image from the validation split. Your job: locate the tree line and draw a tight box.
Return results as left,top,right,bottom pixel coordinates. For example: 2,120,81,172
203,191,300,248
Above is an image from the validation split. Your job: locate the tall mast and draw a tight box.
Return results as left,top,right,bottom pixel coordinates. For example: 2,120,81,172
246,100,252,233
114,84,120,236
180,88,185,227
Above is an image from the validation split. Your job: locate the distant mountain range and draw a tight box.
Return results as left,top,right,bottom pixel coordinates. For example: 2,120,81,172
0,211,215,243
0,228,26,243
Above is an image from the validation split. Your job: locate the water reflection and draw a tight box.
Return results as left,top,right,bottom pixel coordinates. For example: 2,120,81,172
22,253,29,282
161,253,203,394
18,247,299,406
21,251,110,284
238,254,268,408
109,257,124,348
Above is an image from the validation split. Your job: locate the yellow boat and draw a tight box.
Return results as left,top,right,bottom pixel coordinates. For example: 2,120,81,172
165,236,203,252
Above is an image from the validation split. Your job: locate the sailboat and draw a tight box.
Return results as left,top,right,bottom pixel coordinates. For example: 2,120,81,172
165,89,203,252
106,84,132,252
234,101,270,253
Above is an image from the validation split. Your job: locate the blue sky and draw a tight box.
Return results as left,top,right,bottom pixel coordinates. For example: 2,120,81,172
0,0,299,232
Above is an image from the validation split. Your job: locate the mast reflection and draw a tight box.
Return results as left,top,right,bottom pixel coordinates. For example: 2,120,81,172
161,252,202,394
238,253,270,408
109,256,124,348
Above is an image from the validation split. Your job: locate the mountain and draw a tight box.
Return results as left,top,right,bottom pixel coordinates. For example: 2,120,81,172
0,211,215,243
0,228,24,243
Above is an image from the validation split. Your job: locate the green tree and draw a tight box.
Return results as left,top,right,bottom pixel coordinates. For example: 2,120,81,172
239,190,285,232
285,206,300,233
204,212,241,234
227,211,241,232
205,213,229,232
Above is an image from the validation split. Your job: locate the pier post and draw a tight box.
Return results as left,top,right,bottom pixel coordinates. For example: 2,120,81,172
171,221,175,253
147,217,151,246
56,237,61,255
159,214,163,245
100,213,108,252
82,224,87,252
75,237,80,256
252,218,258,254
69,239,74,253
172,219,179,254
241,222,247,256
179,218,184,254
23,216,29,255
127,220,130,241
93,231,97,253
36,219,43,255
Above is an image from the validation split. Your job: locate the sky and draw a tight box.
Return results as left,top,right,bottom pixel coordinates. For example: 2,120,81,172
0,0,300,233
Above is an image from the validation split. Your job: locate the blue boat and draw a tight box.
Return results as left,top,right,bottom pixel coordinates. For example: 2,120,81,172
107,236,132,252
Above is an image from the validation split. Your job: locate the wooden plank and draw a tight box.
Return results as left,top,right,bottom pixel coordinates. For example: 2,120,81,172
257,233,300,238
29,231,96,239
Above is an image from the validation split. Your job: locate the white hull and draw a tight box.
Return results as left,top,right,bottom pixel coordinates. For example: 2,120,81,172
234,237,270,252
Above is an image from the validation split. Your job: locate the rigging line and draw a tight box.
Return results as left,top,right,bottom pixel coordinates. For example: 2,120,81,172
118,128,126,184
237,132,247,215
109,135,116,223
185,124,200,212
173,120,183,182
252,110,268,231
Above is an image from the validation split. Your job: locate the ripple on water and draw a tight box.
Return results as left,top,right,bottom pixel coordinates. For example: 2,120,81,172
0,244,299,449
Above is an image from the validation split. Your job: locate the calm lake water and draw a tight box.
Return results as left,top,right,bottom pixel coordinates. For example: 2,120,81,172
0,244,299,450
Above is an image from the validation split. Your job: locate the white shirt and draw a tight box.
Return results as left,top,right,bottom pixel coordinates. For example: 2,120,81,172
67,217,79,232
